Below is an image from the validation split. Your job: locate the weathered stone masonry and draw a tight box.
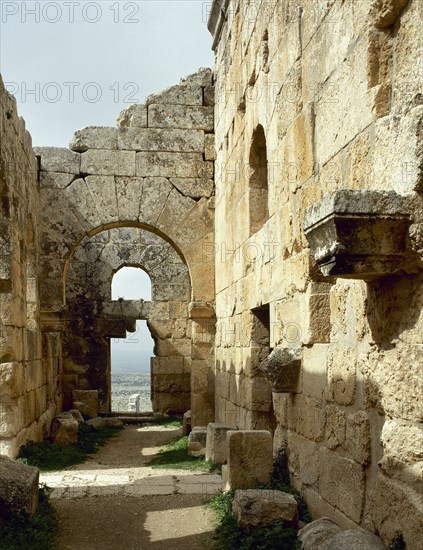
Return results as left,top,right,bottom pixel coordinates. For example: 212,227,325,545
209,0,422,547
0,68,217,456
0,78,63,458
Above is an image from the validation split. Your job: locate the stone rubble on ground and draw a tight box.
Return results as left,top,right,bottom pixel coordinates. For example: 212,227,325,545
0,456,40,517
50,412,79,445
232,489,298,530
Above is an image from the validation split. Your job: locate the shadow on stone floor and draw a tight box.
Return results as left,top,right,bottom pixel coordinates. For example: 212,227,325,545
53,493,215,550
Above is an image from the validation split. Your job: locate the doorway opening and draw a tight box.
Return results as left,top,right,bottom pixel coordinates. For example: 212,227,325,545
111,267,154,412
251,304,277,433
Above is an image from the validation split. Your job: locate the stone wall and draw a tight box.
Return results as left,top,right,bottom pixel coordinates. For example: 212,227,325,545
64,227,192,413
0,76,62,457
209,0,422,547
35,69,216,424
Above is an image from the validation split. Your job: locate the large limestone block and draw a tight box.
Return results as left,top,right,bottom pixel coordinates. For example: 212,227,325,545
85,175,118,222
117,104,147,128
189,426,207,447
115,177,143,221
319,447,365,523
204,134,216,160
188,426,208,457
0,456,39,517
298,517,342,549
205,422,237,464
72,390,99,418
180,68,213,87
148,104,214,131
69,126,117,152
325,530,386,550
34,146,80,174
136,152,213,179
299,519,384,549
170,177,214,199
68,409,84,424
51,412,79,445
40,171,75,189
145,83,203,106
233,489,298,529
369,473,423,548
379,419,423,483
226,430,273,490
118,128,204,152
80,149,135,176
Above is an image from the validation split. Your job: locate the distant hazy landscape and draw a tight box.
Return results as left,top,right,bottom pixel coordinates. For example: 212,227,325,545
111,372,152,412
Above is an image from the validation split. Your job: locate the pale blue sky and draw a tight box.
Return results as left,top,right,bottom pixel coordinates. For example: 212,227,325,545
0,0,214,146
111,267,154,374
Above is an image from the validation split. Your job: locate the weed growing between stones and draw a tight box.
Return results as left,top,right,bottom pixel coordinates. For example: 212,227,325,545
207,490,300,550
206,449,311,549
257,449,312,524
0,485,57,550
147,435,221,472
17,423,123,472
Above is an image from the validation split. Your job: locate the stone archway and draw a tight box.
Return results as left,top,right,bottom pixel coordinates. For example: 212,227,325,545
36,68,216,424
63,226,193,414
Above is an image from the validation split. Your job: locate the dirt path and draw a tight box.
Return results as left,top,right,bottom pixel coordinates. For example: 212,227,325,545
42,425,220,550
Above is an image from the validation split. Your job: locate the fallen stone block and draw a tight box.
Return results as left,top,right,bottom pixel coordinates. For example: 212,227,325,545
51,412,79,445
72,390,99,418
298,518,386,550
68,409,84,424
0,456,39,517
225,430,273,489
205,422,238,464
189,426,207,447
188,426,207,457
298,517,342,549
188,442,206,457
326,530,387,550
233,489,298,530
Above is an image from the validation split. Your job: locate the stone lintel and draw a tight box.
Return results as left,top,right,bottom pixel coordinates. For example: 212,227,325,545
40,309,66,332
304,190,411,281
189,301,216,319
102,300,151,320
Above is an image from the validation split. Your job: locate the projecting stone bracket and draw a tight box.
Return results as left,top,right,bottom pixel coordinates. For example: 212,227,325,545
40,309,66,332
304,190,413,281
189,301,216,319
260,347,302,393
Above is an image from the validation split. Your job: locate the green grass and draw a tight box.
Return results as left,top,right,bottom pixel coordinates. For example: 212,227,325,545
206,450,310,549
147,435,220,472
207,490,299,550
143,416,183,428
0,486,57,550
17,423,123,472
